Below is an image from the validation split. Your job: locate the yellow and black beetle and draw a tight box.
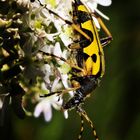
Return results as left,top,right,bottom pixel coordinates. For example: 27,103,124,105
37,0,112,139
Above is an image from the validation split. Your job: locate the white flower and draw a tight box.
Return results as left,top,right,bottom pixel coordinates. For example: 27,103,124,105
17,0,30,8
85,0,112,8
34,82,63,122
94,0,112,6
34,67,69,121
34,94,62,121
86,0,112,20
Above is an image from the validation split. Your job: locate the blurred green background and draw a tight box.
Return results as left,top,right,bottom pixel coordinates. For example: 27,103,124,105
1,0,140,140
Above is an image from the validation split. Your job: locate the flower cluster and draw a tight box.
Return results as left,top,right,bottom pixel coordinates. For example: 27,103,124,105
0,0,111,122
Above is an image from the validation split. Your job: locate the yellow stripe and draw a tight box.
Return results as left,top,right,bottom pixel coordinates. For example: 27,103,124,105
78,5,88,12
77,3,105,76
72,24,91,41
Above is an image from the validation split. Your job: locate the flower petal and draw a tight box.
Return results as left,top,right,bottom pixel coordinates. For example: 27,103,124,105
64,110,68,119
34,102,43,118
44,103,52,122
0,98,3,109
51,77,61,92
95,0,112,6
53,42,62,57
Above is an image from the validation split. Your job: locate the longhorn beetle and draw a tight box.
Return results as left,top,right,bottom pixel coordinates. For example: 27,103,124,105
37,0,112,139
